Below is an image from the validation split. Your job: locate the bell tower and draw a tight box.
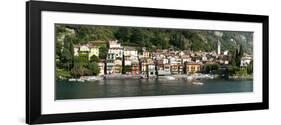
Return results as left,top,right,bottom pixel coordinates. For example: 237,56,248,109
217,39,221,55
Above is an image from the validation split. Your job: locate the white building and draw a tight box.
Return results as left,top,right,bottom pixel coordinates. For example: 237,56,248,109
106,40,125,74
125,60,132,66
223,50,229,55
80,45,90,51
224,60,229,65
148,64,156,77
108,48,123,59
124,47,138,60
123,47,139,67
73,44,99,60
163,58,169,64
240,56,252,67
106,53,115,60
109,40,121,48
179,51,184,56
202,56,208,61
98,62,105,76
169,57,177,65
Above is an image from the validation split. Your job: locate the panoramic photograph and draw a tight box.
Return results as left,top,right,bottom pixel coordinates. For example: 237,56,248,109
55,24,253,100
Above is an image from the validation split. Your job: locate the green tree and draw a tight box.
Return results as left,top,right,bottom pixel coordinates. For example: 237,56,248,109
234,44,244,67
65,36,74,56
227,65,239,75
203,64,220,74
61,48,73,70
59,36,75,70
115,27,132,42
73,56,88,68
71,65,92,77
91,26,115,40
235,68,248,76
203,64,212,73
88,62,100,76
99,46,108,59
123,66,132,74
239,43,244,57
90,55,100,62
130,29,144,45
247,60,253,74
230,49,237,66
56,68,71,79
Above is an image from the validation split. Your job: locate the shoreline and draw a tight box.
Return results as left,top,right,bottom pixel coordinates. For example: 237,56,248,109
228,75,253,80
60,73,253,82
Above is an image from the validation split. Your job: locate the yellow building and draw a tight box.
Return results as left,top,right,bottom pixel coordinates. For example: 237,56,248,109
98,62,105,76
185,63,201,73
88,47,99,60
73,45,80,56
113,59,122,74
73,44,99,61
142,51,150,58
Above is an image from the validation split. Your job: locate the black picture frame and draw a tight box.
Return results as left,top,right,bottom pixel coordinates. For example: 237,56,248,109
26,1,269,124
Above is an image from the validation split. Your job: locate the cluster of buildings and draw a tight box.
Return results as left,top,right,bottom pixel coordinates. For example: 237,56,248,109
73,40,253,77
105,40,140,75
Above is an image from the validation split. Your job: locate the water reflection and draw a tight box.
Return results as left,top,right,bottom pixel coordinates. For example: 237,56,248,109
56,79,253,100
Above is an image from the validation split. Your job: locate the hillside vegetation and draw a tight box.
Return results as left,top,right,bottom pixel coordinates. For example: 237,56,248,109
56,24,253,53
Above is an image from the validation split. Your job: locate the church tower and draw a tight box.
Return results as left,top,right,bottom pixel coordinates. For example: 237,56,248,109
217,39,221,55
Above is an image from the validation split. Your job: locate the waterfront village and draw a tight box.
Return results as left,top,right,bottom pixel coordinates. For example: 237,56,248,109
62,39,253,82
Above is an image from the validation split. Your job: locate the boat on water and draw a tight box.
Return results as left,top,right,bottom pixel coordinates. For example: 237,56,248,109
68,78,77,82
166,76,176,80
85,77,103,81
186,76,193,80
192,81,204,85
77,79,85,82
80,76,104,81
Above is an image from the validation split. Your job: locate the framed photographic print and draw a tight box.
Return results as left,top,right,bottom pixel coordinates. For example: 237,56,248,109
26,1,269,124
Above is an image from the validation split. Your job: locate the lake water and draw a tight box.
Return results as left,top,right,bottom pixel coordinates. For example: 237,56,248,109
56,79,253,100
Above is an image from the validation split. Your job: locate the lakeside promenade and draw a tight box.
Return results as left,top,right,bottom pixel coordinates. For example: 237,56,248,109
65,73,252,83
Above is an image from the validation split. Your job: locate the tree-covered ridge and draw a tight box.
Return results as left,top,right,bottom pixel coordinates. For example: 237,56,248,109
55,24,253,53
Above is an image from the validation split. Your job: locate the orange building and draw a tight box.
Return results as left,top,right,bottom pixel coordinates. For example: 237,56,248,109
185,63,201,73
